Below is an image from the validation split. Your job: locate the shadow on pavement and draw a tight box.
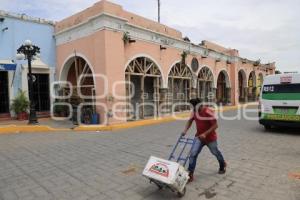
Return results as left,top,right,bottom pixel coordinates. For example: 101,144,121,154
254,126,300,136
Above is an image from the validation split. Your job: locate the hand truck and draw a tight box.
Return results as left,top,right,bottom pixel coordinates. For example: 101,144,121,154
143,135,195,198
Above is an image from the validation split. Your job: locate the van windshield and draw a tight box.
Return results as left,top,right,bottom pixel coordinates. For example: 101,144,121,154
262,84,300,100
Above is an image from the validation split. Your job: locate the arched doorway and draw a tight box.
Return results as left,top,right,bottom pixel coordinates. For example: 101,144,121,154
257,73,264,97
216,71,230,104
248,71,257,102
59,55,96,124
238,70,247,103
168,62,193,112
125,57,162,120
198,67,214,102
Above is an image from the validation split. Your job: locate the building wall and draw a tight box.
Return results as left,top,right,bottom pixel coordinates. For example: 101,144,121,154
55,0,275,124
0,12,55,117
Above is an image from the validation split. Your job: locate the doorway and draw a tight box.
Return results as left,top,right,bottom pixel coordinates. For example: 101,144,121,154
0,71,9,114
29,73,50,112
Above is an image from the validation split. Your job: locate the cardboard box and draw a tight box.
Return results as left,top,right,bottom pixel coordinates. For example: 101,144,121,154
142,156,189,192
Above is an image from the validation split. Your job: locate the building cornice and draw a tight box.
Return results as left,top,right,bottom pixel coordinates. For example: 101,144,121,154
55,12,271,68
0,10,55,26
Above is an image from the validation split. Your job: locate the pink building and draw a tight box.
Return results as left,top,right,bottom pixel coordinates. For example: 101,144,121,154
55,0,275,124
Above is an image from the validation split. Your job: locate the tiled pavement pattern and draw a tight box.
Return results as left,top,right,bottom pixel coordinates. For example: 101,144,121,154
0,109,299,200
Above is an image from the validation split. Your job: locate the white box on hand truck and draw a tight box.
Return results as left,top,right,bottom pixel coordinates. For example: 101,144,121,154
142,136,195,197
142,156,189,193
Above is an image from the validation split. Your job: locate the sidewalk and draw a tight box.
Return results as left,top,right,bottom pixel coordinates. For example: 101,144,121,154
0,103,258,134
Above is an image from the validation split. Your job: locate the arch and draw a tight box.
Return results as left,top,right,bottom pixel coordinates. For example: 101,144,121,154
248,71,257,87
258,73,264,87
216,70,231,104
191,57,199,72
168,62,193,112
238,69,247,103
59,53,97,124
197,66,214,102
248,71,257,102
124,53,166,88
257,73,264,97
238,69,247,87
215,68,231,88
60,52,96,88
125,56,162,120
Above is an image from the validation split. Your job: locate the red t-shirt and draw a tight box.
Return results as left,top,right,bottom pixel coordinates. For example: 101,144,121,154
190,107,217,144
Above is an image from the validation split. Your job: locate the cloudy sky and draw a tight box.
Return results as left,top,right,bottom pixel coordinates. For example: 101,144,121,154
1,0,299,72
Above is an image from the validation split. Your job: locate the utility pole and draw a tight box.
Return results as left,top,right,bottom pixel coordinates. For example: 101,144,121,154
158,0,161,23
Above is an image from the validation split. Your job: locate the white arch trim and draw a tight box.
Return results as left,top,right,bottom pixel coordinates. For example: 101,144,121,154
216,69,231,88
198,65,216,88
59,52,97,91
124,53,166,88
166,60,196,88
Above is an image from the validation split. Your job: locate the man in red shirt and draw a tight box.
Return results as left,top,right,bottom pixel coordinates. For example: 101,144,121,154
182,98,226,182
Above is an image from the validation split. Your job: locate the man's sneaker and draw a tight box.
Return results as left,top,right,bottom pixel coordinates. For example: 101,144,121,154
188,172,194,183
218,161,227,174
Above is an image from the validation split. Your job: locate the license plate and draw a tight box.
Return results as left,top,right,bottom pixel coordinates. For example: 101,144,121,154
273,107,298,115
279,108,289,114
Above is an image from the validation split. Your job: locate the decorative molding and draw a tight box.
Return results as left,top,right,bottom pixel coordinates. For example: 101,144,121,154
55,12,268,66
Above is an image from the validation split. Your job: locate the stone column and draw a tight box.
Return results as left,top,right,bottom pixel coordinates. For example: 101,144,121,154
190,87,197,99
212,88,217,103
226,87,232,105
244,87,248,103
253,87,258,101
159,88,170,116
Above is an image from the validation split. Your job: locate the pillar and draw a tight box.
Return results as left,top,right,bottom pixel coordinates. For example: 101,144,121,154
159,88,170,116
226,87,232,105
212,88,217,103
190,87,197,99
244,87,248,103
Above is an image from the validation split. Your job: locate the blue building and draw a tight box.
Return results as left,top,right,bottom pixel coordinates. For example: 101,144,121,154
0,11,55,119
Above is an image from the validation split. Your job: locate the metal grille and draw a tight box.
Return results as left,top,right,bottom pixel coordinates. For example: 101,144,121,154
29,74,50,112
0,71,9,113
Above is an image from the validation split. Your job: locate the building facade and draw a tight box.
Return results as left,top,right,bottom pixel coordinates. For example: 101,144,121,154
55,0,276,124
0,11,55,119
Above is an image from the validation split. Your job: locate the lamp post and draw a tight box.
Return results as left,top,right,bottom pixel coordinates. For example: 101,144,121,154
16,40,40,124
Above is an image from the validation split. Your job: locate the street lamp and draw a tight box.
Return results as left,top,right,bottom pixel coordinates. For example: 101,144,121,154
16,40,40,124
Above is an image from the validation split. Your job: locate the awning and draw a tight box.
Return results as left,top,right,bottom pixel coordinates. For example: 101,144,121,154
0,60,17,71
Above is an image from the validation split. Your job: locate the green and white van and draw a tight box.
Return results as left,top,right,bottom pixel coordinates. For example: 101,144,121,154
259,73,300,129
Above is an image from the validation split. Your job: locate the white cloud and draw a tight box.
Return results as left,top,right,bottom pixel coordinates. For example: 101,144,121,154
1,0,299,72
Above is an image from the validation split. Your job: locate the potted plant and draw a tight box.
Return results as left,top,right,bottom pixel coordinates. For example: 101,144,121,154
181,51,188,66
183,36,190,42
10,90,29,120
123,32,136,44
253,59,261,66
53,99,70,117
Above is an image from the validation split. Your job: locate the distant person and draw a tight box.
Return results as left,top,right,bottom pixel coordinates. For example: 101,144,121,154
182,98,227,183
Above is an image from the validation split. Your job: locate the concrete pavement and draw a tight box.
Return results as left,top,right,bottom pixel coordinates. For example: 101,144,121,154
0,108,299,200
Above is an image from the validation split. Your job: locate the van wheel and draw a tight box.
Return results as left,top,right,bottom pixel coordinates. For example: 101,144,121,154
264,125,272,131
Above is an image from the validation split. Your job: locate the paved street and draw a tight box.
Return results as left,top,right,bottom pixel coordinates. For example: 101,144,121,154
0,108,299,200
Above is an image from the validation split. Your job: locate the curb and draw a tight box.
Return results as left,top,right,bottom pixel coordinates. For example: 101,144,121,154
0,125,70,135
0,103,258,134
74,112,190,132
74,103,258,132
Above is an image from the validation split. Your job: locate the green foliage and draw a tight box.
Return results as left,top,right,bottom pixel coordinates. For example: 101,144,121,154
183,36,190,42
181,51,188,66
10,90,29,114
123,32,130,44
